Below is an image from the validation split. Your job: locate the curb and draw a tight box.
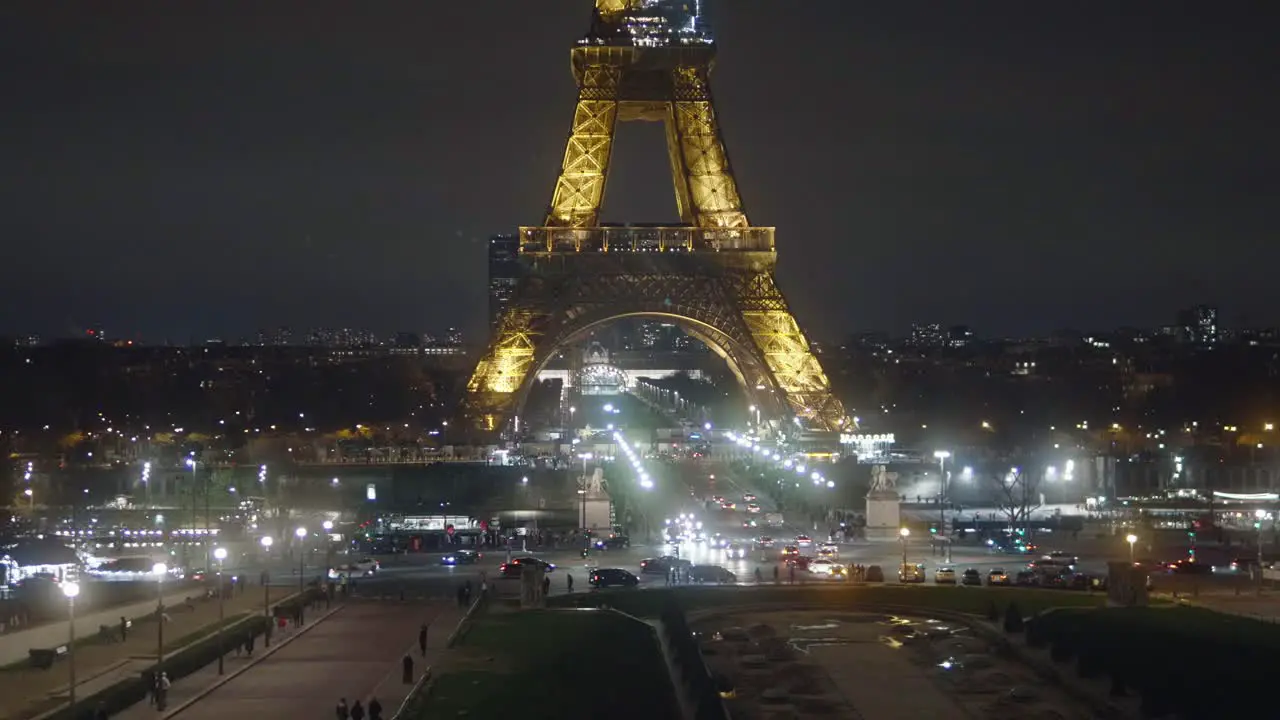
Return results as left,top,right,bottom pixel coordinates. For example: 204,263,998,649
160,602,348,719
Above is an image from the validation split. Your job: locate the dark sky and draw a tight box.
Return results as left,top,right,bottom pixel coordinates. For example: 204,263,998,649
2,1,1276,343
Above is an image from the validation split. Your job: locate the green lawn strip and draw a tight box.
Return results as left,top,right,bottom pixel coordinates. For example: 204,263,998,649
415,611,679,720
551,585,1110,618
165,611,252,650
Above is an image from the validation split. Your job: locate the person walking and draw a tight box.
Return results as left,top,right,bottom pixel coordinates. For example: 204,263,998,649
156,672,171,711
402,654,415,684
566,573,574,593
368,697,383,720
418,624,428,657
350,700,366,720
335,698,350,720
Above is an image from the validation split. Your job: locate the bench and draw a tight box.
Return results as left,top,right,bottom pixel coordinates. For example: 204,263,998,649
29,644,68,670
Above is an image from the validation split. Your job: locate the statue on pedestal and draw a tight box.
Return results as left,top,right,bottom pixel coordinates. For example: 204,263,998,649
868,465,899,497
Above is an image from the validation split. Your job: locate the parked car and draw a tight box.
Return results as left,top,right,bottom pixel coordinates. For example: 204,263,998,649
864,565,885,582
961,568,982,586
589,568,639,588
987,568,1010,586
818,543,839,559
899,563,926,583
934,566,956,585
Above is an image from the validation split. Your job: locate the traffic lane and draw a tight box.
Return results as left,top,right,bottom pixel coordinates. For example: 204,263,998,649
170,601,435,720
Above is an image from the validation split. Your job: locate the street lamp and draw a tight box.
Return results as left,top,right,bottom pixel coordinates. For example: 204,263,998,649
1125,534,1138,563
295,527,308,595
152,563,167,671
899,527,910,572
62,581,80,710
23,487,32,510
260,536,273,646
213,547,227,674
934,450,952,562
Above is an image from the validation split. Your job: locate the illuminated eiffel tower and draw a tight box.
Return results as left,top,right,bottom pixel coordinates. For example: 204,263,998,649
463,0,847,433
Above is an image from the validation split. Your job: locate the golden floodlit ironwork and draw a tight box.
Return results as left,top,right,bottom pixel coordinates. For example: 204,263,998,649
463,0,846,433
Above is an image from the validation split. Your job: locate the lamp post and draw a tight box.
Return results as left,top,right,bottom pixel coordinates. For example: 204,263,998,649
934,451,952,562
62,581,80,710
577,453,594,532
899,527,910,573
295,527,307,595
23,487,32,510
1125,533,1138,563
1255,510,1266,595
152,563,167,670
260,536,273,646
213,547,227,674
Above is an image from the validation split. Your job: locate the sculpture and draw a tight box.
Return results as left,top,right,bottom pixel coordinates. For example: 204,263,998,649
868,465,899,494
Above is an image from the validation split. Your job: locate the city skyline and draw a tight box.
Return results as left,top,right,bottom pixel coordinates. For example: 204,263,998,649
2,2,1275,341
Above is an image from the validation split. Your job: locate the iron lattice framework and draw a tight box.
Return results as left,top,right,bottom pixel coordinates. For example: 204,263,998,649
463,1,846,433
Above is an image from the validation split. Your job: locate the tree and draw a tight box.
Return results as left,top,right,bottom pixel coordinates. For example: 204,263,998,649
988,465,1043,539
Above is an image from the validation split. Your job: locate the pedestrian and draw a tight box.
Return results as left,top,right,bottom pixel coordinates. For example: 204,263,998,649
541,576,550,597
120,616,128,641
145,670,156,706
335,698,350,720
402,654,414,684
245,634,255,657
156,672,171,710
350,700,366,720
456,585,466,608
772,565,779,584
93,702,108,720
566,573,574,592
368,697,383,720
418,624,428,657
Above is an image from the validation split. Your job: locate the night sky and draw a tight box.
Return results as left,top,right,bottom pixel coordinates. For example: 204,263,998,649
2,2,1276,343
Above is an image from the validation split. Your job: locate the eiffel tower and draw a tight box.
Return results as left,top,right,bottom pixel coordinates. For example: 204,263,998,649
463,0,847,433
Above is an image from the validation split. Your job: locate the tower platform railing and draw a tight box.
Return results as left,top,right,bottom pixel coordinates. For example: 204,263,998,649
518,226,774,254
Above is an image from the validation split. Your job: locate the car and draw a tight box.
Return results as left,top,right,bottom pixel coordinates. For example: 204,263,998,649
796,535,813,548
1165,559,1212,575
745,503,762,514
899,563,926,583
688,565,737,584
961,568,982,586
987,568,1010,586
785,555,813,571
1014,570,1039,586
743,493,757,502
1047,551,1078,565
498,557,556,578
720,501,737,510
741,519,759,528
441,550,480,566
639,556,689,575
935,566,956,584
818,543,839,558
780,545,800,557
592,536,631,550
722,543,747,560
808,559,840,576
865,565,885,582
708,534,729,549
589,568,639,588
756,536,775,548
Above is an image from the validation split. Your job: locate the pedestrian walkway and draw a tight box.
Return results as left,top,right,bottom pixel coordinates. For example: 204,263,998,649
0,587,206,667
113,598,463,720
0,586,294,720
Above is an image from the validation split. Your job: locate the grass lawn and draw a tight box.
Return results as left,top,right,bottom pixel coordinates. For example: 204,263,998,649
414,610,680,720
550,584,1112,619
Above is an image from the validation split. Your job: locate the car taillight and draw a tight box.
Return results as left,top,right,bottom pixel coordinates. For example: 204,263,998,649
499,564,508,571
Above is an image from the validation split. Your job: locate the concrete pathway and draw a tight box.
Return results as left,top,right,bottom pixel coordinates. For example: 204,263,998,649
113,598,462,720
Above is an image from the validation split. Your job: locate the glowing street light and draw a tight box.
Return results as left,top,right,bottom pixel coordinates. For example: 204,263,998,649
295,527,308,595
63,581,81,710
1125,533,1138,563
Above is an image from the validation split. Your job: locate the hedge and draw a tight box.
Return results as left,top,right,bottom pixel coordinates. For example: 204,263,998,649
1025,606,1280,716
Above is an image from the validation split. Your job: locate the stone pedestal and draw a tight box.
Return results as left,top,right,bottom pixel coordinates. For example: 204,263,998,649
583,496,612,531
865,491,902,541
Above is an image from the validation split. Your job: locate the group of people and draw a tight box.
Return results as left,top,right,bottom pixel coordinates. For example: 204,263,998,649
334,697,383,720
145,670,172,710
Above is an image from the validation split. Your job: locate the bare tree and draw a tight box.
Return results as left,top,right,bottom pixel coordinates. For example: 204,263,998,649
989,465,1043,539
